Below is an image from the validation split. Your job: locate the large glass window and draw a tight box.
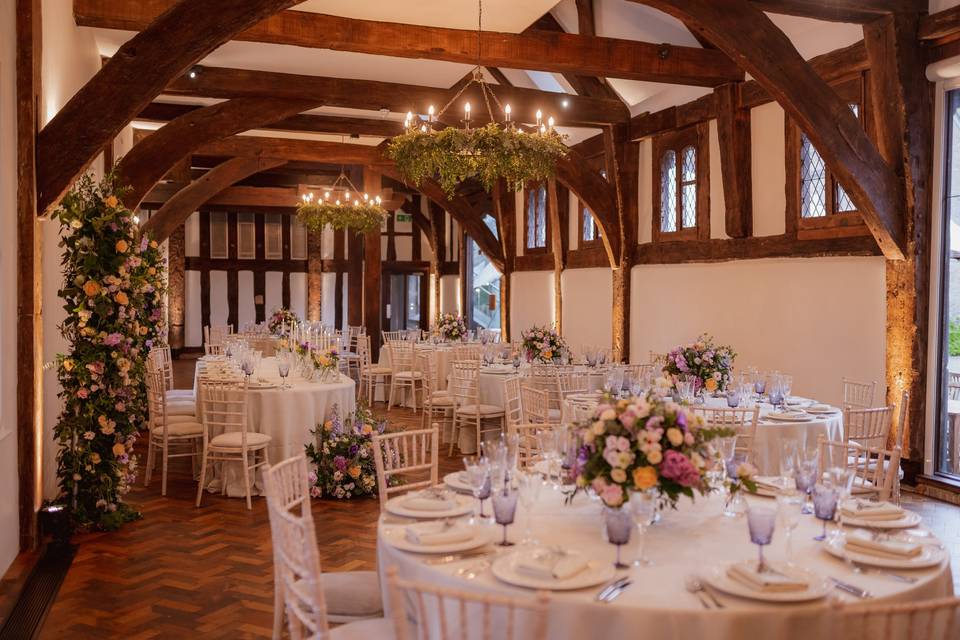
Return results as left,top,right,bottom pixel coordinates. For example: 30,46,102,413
653,124,707,241
525,184,547,251
466,215,501,333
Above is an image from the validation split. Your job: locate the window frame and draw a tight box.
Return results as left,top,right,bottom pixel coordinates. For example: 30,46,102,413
523,182,550,253
785,76,872,240
579,203,600,247
652,123,710,243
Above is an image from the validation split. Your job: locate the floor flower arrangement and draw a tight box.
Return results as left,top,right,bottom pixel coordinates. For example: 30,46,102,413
304,404,388,499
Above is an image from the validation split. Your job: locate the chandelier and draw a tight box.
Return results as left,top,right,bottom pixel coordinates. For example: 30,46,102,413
296,168,388,234
385,0,567,195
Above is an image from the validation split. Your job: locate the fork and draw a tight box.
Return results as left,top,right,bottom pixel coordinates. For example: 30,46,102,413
684,575,713,609
600,580,633,603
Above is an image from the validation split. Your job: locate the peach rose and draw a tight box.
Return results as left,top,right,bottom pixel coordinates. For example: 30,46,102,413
632,466,658,490
115,291,129,305
83,280,101,297
112,442,126,457
105,195,119,208
115,239,129,253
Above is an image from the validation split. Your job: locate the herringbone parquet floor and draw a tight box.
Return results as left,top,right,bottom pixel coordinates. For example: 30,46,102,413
38,359,456,640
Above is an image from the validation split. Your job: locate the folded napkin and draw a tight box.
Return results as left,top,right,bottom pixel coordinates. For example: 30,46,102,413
807,403,833,412
514,551,588,581
727,562,809,593
403,522,475,546
840,500,904,521
845,529,922,559
752,477,784,493
402,492,457,512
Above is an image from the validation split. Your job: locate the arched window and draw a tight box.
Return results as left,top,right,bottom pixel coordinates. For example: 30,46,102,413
659,150,677,233
653,124,707,241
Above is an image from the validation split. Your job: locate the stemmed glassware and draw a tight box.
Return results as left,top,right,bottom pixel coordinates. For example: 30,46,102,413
812,483,839,541
794,449,819,515
516,470,542,545
752,369,767,399
492,484,518,546
241,353,256,383
603,507,633,570
746,505,777,573
776,489,803,563
726,387,741,408
463,456,492,520
536,430,560,488
779,439,798,489
277,350,292,389
629,490,656,566
768,374,785,411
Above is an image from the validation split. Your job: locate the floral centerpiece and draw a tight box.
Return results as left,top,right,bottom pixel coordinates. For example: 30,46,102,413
662,334,737,394
570,390,750,509
51,172,166,530
267,307,298,335
521,325,567,363
304,404,387,499
435,313,466,342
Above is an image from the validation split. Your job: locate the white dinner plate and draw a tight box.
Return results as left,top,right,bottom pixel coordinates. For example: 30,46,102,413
247,381,280,390
491,551,615,591
702,564,831,603
380,524,492,554
841,510,922,530
805,406,840,415
762,412,815,423
385,492,476,519
823,535,945,569
443,471,474,493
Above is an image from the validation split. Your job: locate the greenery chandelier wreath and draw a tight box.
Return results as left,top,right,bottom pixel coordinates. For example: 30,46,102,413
297,169,388,234
385,0,567,195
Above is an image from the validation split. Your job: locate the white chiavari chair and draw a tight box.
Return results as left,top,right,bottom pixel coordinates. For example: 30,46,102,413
521,384,553,425
263,457,392,640
502,376,523,430
386,341,423,410
358,335,392,406
148,345,195,401
386,566,549,640
371,427,439,510
557,369,589,397
453,343,483,361
818,436,901,502
382,330,407,343
264,456,384,639
449,362,505,456
144,368,203,496
419,353,455,438
831,596,960,639
196,378,271,510
689,406,760,462
563,395,598,425
845,405,894,450
841,377,878,410
507,422,556,469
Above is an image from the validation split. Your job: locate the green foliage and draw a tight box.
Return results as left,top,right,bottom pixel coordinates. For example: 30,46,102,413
385,123,568,195
296,201,387,234
950,318,960,357
51,171,166,531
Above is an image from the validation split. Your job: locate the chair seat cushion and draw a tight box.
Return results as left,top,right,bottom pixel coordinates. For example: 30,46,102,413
210,431,271,448
166,400,197,416
322,571,383,618
456,403,504,416
394,371,423,380
166,389,195,401
329,618,394,640
548,408,561,421
430,394,456,406
152,421,203,437
365,367,393,375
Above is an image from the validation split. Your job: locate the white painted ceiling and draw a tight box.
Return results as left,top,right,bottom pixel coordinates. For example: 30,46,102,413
86,0,867,135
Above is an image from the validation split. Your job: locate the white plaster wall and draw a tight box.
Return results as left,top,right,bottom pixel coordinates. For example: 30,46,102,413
321,272,338,327
629,257,887,407
440,275,460,315
265,272,284,315
561,268,613,354
0,0,21,575
510,271,555,337
290,273,307,320
709,120,728,240
209,271,229,328
751,102,788,237
40,0,103,500
184,212,200,257
238,271,256,329
185,271,202,347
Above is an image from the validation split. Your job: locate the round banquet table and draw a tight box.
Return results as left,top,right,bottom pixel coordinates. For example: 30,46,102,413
194,356,356,497
377,490,953,640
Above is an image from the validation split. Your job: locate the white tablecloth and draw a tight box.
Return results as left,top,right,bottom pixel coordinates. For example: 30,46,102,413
194,356,356,497
378,491,953,640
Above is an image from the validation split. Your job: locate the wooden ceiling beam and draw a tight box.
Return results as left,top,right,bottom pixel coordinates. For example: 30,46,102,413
747,0,924,22
143,156,287,241
142,183,296,208
137,102,404,137
37,0,303,216
75,0,743,87
162,64,629,126
116,97,318,209
632,0,905,259
198,136,382,165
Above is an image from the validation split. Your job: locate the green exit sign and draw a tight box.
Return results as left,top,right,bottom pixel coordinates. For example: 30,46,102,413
396,213,412,222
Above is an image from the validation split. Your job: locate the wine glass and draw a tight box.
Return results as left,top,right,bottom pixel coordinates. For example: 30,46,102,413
492,485,518,546
781,374,794,402
277,351,291,389
812,483,839,541
753,370,767,398
768,375,784,411
779,439,798,489
516,470,543,545
463,456,491,520
241,354,255,383
629,490,656,566
536,430,559,487
603,507,633,570
776,488,803,563
794,450,819,515
746,505,777,573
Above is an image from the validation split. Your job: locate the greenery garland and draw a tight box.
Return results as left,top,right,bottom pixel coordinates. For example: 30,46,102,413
51,172,166,531
386,122,568,195
296,201,387,234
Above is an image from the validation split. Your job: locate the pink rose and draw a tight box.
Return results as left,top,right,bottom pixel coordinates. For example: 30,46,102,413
600,483,624,507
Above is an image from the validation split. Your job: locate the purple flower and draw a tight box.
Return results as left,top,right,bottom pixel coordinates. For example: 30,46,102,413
333,456,348,472
103,332,123,346
348,444,359,456
659,450,701,488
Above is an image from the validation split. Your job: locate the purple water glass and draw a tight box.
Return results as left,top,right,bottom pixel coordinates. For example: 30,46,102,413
812,484,839,541
492,488,518,546
746,506,776,572
603,507,633,569
726,390,741,408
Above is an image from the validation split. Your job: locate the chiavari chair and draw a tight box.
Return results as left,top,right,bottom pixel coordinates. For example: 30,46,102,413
144,367,203,496
689,406,760,462
845,405,894,450
449,362,505,456
387,341,423,410
419,353,455,438
502,376,523,430
371,426,439,510
818,436,901,502
358,335,392,406
841,377,878,410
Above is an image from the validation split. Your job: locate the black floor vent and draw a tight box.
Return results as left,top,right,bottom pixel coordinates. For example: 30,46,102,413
0,545,74,640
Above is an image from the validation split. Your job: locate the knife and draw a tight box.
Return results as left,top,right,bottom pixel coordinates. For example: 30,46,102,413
595,577,630,602
830,577,872,599
425,550,492,565
601,580,633,603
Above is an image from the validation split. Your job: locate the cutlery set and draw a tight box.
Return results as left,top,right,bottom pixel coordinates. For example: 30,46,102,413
595,577,633,603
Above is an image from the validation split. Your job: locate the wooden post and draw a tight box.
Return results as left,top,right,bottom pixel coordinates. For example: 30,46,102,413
605,126,639,362
458,230,469,323
547,178,565,332
363,169,383,362
167,227,186,355
427,202,445,326
306,227,322,322
347,169,364,329
715,82,753,238
493,181,516,341
864,13,933,469
16,0,41,551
